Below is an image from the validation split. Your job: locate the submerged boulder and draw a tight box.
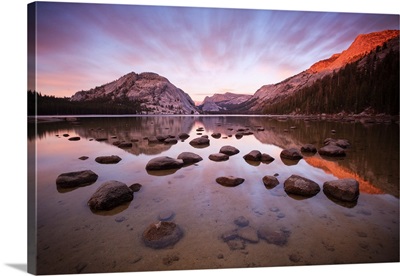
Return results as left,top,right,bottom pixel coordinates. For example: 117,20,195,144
88,180,133,211
323,178,360,202
284,174,320,197
145,156,184,170
237,226,259,243
258,227,290,246
56,170,98,188
142,221,184,249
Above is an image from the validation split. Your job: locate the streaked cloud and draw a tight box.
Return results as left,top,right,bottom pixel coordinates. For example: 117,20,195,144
29,2,399,102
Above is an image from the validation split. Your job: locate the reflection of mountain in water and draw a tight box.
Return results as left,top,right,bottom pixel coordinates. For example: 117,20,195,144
196,116,399,197
31,116,398,197
74,116,196,155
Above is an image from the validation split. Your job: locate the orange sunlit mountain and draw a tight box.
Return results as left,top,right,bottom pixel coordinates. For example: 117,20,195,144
308,29,399,73
304,156,384,195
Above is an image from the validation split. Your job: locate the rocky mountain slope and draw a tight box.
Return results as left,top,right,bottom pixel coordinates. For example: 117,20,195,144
197,92,252,112
70,72,199,115
238,29,399,114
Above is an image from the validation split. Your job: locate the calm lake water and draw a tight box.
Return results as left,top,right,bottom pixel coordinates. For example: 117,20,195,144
28,115,399,274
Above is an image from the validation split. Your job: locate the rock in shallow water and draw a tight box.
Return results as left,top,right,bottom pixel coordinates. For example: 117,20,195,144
280,148,303,160
145,156,184,170
237,226,259,243
209,153,229,162
129,183,142,192
318,145,346,157
301,144,317,153
142,221,184,249
87,180,133,211
177,152,203,165
216,176,245,187
243,150,261,161
262,175,279,189
323,178,359,202
56,170,98,188
95,155,122,164
284,174,320,197
258,228,290,246
219,145,240,156
189,137,210,147
234,216,249,227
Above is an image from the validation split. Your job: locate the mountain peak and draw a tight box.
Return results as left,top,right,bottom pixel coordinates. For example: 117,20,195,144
309,29,399,73
70,71,199,114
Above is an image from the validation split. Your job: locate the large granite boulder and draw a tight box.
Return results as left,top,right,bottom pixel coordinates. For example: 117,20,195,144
145,156,184,170
88,180,133,211
142,221,184,249
219,145,240,156
95,155,122,164
280,148,303,160
177,152,203,165
216,176,245,187
318,145,346,157
323,178,360,202
284,174,320,197
56,170,98,188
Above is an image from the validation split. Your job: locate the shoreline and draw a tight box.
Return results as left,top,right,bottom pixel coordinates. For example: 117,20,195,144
28,113,399,124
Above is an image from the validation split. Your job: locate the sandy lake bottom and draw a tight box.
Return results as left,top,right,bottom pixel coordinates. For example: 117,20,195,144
28,116,399,274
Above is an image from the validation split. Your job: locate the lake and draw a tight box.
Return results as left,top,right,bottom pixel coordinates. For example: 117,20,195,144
28,115,399,274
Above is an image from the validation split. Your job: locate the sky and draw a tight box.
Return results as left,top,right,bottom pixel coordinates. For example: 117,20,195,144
28,1,399,103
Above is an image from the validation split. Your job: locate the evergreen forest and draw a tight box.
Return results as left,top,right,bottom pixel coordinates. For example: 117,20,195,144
262,46,399,115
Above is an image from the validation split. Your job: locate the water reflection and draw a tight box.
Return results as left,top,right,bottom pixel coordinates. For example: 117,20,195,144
29,115,398,197
30,115,399,274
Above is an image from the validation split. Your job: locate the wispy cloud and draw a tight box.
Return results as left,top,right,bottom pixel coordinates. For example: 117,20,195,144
30,2,399,101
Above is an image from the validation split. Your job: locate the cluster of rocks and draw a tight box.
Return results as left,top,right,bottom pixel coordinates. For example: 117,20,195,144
243,150,275,163
56,169,142,211
145,151,203,171
145,133,191,145
220,216,291,250
213,172,359,203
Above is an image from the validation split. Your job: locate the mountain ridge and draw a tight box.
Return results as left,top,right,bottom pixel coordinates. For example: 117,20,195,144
70,71,199,115
58,29,399,116
241,29,399,114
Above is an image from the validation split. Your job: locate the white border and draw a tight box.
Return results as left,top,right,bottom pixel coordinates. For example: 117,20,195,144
1,1,398,276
